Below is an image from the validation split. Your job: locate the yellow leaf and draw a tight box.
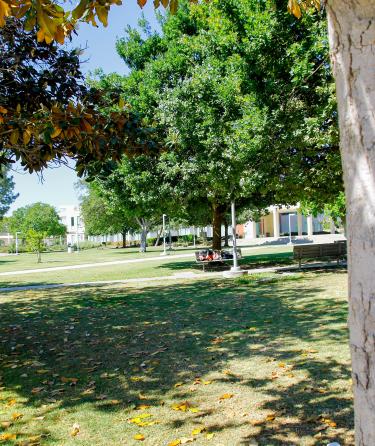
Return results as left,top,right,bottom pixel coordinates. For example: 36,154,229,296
0,105,7,114
174,382,184,388
206,432,214,439
188,407,199,413
191,427,204,435
36,28,45,42
137,0,147,7
266,414,276,422
70,423,80,437
72,0,88,20
168,440,181,446
136,404,150,410
0,433,16,441
203,380,212,385
287,0,302,19
23,129,32,145
95,5,108,26
11,412,23,420
9,129,19,145
16,104,21,113
6,399,16,407
219,393,233,400
0,0,11,27
134,434,145,441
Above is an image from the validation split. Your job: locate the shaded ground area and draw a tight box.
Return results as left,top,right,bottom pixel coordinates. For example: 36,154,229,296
0,271,352,445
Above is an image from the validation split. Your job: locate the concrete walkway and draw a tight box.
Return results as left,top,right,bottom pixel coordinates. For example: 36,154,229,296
0,261,345,293
0,246,278,277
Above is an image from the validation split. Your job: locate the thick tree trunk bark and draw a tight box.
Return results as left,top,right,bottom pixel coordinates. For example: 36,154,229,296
121,230,127,248
327,2,375,444
212,204,223,251
155,226,162,247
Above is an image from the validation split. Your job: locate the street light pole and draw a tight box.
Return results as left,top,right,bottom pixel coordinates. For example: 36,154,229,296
161,214,167,256
76,216,80,253
288,213,296,246
230,200,241,272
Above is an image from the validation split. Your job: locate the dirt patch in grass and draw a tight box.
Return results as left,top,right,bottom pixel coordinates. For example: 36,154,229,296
0,271,352,445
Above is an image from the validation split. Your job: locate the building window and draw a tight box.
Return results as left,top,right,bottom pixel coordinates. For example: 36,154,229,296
71,217,75,227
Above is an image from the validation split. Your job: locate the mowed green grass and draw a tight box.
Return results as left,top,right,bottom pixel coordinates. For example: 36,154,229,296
0,246,199,273
0,271,353,445
0,247,293,288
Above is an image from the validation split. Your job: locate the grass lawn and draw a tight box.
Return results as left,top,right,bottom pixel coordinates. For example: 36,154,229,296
0,270,353,445
0,246,199,273
0,246,293,288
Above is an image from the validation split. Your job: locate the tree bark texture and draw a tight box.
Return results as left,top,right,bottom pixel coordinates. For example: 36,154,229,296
122,230,127,248
327,2,375,443
212,204,224,251
224,220,229,247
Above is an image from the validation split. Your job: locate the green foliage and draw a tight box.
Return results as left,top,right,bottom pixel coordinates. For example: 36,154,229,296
8,202,66,262
0,166,18,218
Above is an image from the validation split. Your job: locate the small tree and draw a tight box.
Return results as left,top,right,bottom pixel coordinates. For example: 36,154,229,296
9,203,66,262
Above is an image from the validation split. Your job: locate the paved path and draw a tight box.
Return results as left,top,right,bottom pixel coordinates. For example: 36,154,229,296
0,262,345,293
0,246,278,277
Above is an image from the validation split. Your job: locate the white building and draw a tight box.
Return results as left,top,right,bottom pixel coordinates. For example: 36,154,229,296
58,205,85,245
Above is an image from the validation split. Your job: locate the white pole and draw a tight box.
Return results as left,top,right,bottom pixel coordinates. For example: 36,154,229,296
76,216,80,253
288,213,296,246
161,214,167,255
230,200,240,272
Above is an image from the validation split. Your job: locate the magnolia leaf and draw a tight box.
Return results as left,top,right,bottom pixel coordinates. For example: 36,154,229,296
0,433,17,441
72,0,88,20
219,393,234,400
169,0,178,14
287,0,302,19
137,0,147,7
134,434,145,441
168,440,181,446
70,423,80,437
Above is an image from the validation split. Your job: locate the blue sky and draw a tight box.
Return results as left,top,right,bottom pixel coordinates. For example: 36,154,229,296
8,1,161,214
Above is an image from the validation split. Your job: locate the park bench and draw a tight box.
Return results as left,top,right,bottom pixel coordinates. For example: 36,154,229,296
195,248,242,272
293,242,347,268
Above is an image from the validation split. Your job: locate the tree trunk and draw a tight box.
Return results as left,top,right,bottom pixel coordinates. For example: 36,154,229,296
327,2,375,443
121,230,127,248
212,204,223,251
155,226,162,247
37,251,41,263
140,225,148,252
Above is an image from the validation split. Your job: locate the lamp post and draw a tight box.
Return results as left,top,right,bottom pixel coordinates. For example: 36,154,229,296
76,215,80,253
288,213,296,245
160,214,167,256
223,200,245,277
15,231,21,255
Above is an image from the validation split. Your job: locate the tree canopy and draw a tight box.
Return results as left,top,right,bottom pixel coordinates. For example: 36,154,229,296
0,18,158,176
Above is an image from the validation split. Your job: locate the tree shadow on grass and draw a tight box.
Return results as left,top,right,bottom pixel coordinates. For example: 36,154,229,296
0,272,353,445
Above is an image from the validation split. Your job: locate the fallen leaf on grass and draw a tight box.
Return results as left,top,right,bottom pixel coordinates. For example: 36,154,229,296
11,412,23,420
174,382,184,388
203,381,212,385
168,440,181,446
138,393,148,400
134,434,145,441
6,399,16,407
61,377,78,384
180,437,194,444
31,387,44,394
70,423,80,437
206,433,214,439
130,377,144,382
0,421,12,428
0,433,16,440
321,417,337,428
136,405,150,410
266,414,276,422
219,393,233,400
192,427,204,435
